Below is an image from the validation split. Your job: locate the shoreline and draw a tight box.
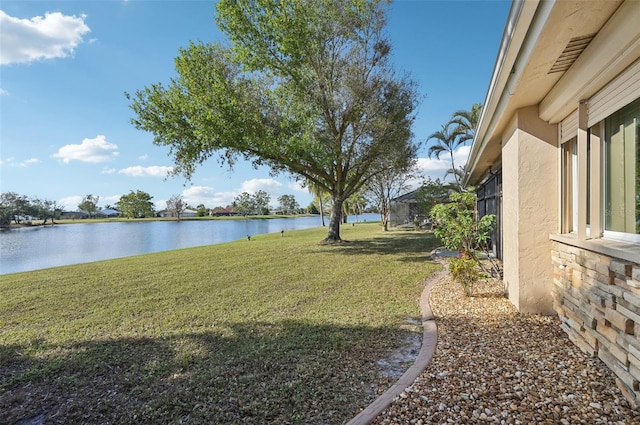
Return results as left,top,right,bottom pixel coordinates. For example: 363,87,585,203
0,213,326,230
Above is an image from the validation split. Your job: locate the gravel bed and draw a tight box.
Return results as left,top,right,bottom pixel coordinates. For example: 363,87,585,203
372,274,640,424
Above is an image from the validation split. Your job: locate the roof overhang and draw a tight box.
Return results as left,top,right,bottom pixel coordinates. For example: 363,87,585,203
465,0,638,186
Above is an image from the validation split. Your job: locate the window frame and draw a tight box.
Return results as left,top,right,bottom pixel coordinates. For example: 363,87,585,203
561,137,578,234
601,97,640,243
559,98,640,245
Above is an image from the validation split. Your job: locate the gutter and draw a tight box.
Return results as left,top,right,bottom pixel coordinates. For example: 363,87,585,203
464,0,555,186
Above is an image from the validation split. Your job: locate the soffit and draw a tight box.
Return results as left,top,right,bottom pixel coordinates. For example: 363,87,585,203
496,1,621,134
467,0,622,184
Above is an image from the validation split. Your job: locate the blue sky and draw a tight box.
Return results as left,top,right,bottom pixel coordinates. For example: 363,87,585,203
0,0,510,211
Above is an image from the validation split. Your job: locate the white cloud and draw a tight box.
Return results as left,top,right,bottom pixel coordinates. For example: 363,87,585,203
101,167,116,174
138,154,149,161
453,145,471,165
180,186,236,208
0,10,91,65
415,156,450,174
53,135,119,163
240,178,282,194
0,87,8,96
118,165,173,177
58,195,83,211
287,180,307,193
20,158,40,167
0,156,41,167
415,145,471,180
59,194,121,210
101,195,121,207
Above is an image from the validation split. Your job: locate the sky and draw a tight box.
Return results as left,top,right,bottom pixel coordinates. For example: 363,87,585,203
0,0,511,212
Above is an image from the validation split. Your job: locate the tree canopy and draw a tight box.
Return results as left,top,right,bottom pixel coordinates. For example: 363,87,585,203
365,159,416,231
278,194,299,214
232,191,272,215
166,194,186,220
117,190,154,218
78,194,100,218
0,192,62,226
127,0,419,241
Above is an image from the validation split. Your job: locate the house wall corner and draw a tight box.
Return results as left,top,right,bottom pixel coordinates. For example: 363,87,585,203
502,106,559,315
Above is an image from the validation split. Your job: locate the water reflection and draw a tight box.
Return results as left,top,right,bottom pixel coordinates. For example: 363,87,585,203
0,215,377,275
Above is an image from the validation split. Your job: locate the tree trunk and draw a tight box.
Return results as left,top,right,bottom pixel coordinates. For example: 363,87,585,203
342,201,348,224
450,150,462,191
382,215,389,231
319,196,325,227
380,199,389,231
324,197,343,242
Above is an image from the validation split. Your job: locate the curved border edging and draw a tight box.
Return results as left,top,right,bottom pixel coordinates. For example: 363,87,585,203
346,251,446,425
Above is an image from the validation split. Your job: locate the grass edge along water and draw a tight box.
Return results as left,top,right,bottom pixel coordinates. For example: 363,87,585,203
0,223,441,424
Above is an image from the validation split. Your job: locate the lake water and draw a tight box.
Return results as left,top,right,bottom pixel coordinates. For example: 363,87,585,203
0,214,378,275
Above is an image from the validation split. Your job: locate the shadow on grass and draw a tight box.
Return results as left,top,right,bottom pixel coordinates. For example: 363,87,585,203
333,231,441,263
1,320,413,425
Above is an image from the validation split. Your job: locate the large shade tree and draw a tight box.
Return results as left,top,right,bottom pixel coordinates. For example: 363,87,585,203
127,0,419,242
117,190,154,218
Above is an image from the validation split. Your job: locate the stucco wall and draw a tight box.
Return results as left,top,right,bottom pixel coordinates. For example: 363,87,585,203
501,118,520,309
501,106,558,314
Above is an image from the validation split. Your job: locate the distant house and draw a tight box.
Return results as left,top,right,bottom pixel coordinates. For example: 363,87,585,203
97,208,120,218
389,188,450,227
157,209,197,218
389,190,425,227
60,211,89,220
211,208,241,217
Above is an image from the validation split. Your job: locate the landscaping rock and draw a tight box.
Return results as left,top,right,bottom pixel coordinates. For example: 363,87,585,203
371,275,640,424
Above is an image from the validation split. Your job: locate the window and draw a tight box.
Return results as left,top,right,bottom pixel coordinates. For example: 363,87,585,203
604,97,640,238
586,134,590,226
561,138,578,233
476,172,502,259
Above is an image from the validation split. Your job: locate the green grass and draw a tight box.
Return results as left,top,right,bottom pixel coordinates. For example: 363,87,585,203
0,223,441,424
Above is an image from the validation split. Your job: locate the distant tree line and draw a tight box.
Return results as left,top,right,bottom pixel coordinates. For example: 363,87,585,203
0,189,323,227
0,192,62,227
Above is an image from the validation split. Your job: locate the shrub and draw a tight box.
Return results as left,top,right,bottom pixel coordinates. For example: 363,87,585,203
431,191,496,296
449,255,483,297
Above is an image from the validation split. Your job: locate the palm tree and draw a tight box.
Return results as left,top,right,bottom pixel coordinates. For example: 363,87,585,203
444,165,467,186
427,122,467,190
349,193,368,223
451,103,482,143
306,179,327,226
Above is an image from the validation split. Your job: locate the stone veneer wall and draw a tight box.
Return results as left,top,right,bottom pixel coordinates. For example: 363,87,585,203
551,241,640,407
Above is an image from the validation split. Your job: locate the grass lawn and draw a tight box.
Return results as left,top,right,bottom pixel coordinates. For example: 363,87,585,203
0,223,441,424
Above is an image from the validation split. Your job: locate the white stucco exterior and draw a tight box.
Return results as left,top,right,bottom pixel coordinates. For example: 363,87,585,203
466,0,640,405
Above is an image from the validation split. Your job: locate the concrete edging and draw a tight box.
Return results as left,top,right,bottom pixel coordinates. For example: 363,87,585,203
346,253,446,425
